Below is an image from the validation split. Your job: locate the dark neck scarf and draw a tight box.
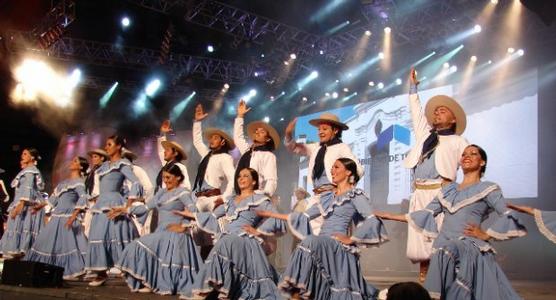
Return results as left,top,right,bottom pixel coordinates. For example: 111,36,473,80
420,127,456,161
155,160,176,193
193,147,228,192
85,164,100,194
234,143,274,194
312,136,342,180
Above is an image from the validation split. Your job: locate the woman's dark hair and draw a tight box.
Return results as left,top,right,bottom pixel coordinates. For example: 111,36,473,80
386,282,432,300
77,156,89,177
25,148,41,162
162,164,185,184
107,135,127,148
234,167,259,195
468,144,488,176
337,157,360,183
172,148,184,162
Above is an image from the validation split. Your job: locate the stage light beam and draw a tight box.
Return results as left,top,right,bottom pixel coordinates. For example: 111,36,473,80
99,82,119,109
170,91,196,121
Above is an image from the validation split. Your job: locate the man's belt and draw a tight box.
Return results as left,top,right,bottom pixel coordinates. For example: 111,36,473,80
414,183,442,190
195,188,222,198
313,184,336,195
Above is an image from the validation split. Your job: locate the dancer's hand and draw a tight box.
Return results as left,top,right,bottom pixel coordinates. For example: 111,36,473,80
31,203,47,215
463,223,490,241
255,210,273,218
160,119,172,134
9,201,25,219
107,207,127,220
242,225,261,236
332,233,354,245
65,214,77,229
173,208,194,219
166,223,188,233
507,203,534,216
409,67,420,86
194,104,208,121
237,100,251,118
285,118,297,140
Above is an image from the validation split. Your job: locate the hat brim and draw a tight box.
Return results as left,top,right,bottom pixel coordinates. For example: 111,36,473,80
308,118,349,130
246,121,280,150
161,140,187,161
122,151,138,161
424,95,467,135
87,149,110,160
204,128,235,149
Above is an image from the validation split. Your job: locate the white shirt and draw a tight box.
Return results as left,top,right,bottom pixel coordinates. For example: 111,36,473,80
233,117,278,196
125,165,153,201
192,121,235,199
285,138,363,187
157,135,191,191
403,93,469,181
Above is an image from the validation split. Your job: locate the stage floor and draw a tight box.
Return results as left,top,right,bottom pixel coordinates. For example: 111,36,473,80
0,276,554,300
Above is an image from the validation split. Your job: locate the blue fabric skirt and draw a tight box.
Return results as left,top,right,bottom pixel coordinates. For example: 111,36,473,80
25,214,87,278
0,208,45,256
84,212,138,271
182,234,281,299
279,235,378,300
425,238,523,300
116,230,202,295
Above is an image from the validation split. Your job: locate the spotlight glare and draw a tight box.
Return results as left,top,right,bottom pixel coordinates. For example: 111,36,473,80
284,61,289,65
507,47,515,54
343,87,349,92
223,83,230,89
384,27,391,33
325,92,330,97
332,92,339,99
319,50,324,55
121,17,131,28
473,24,482,33
302,97,308,102
517,49,524,56
261,54,265,58
368,81,375,86
365,30,372,36
395,78,402,85
249,89,257,97
470,55,477,62
145,79,161,97
207,45,214,53
290,53,297,60
254,72,259,77
488,60,493,64
335,79,340,83
280,117,284,121
443,62,450,69
377,82,384,89
270,96,275,101
491,0,498,4
449,65,458,72
378,52,385,59
310,71,319,78
263,116,270,123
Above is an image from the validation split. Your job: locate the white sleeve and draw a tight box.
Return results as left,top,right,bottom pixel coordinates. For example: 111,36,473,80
233,117,250,154
221,155,236,199
408,93,432,142
260,153,278,196
135,167,154,200
157,135,166,165
193,121,210,157
178,163,192,191
91,172,100,198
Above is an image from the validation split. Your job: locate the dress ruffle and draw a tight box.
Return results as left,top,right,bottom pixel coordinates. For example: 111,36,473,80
533,209,556,244
437,182,499,214
318,189,364,218
408,209,439,239
485,212,527,241
287,212,313,240
352,216,389,246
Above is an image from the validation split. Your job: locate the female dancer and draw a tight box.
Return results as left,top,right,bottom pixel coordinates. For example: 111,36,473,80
25,156,89,280
257,158,387,300
376,145,527,300
0,148,46,258
84,135,143,286
177,168,286,299
111,164,202,295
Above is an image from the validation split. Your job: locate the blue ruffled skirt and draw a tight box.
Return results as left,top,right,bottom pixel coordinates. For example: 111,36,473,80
25,214,87,278
116,229,202,295
0,207,45,256
279,235,378,300
182,234,281,299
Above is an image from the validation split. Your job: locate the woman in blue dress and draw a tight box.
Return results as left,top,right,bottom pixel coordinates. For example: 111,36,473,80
0,148,46,259
507,204,556,245
376,144,527,300
84,135,143,286
176,167,286,300
257,158,388,300
25,156,90,280
109,164,202,295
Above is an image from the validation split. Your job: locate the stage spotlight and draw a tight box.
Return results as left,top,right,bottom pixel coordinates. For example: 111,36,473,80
242,89,258,103
449,65,458,72
68,68,82,88
290,53,297,60
145,79,161,97
284,61,289,65
302,96,308,102
263,116,270,123
507,47,515,54
342,92,358,102
207,45,214,53
325,92,331,97
170,91,196,121
473,24,482,33
377,82,384,89
443,62,450,69
343,87,349,92
488,60,493,64
491,0,498,4
384,27,391,33
223,83,230,89
378,52,385,60
99,82,119,109
368,81,375,86
319,50,324,55
121,17,131,28
395,78,402,85
254,72,259,77
280,117,284,121
517,49,524,56
261,54,265,58
270,96,275,101
365,30,372,36
335,79,340,83
470,55,478,62
332,92,339,99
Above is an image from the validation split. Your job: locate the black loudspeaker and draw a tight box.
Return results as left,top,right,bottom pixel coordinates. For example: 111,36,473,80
1,260,64,287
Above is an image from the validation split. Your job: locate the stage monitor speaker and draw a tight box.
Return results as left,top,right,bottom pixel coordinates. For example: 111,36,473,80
1,260,64,287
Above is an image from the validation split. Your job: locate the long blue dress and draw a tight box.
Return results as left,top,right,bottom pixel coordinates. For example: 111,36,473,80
281,188,388,300
0,166,45,257
116,187,202,295
180,193,286,299
25,178,89,278
84,159,142,272
532,209,556,245
409,181,527,300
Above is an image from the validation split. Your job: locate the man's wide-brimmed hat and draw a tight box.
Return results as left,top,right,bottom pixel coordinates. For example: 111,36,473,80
246,121,280,150
308,112,349,130
161,140,187,161
121,149,138,161
204,128,236,149
87,148,109,161
424,95,467,135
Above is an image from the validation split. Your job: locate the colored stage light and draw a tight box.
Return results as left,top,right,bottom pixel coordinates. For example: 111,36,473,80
145,79,161,97
99,82,119,109
384,27,391,33
207,45,214,53
121,17,131,28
